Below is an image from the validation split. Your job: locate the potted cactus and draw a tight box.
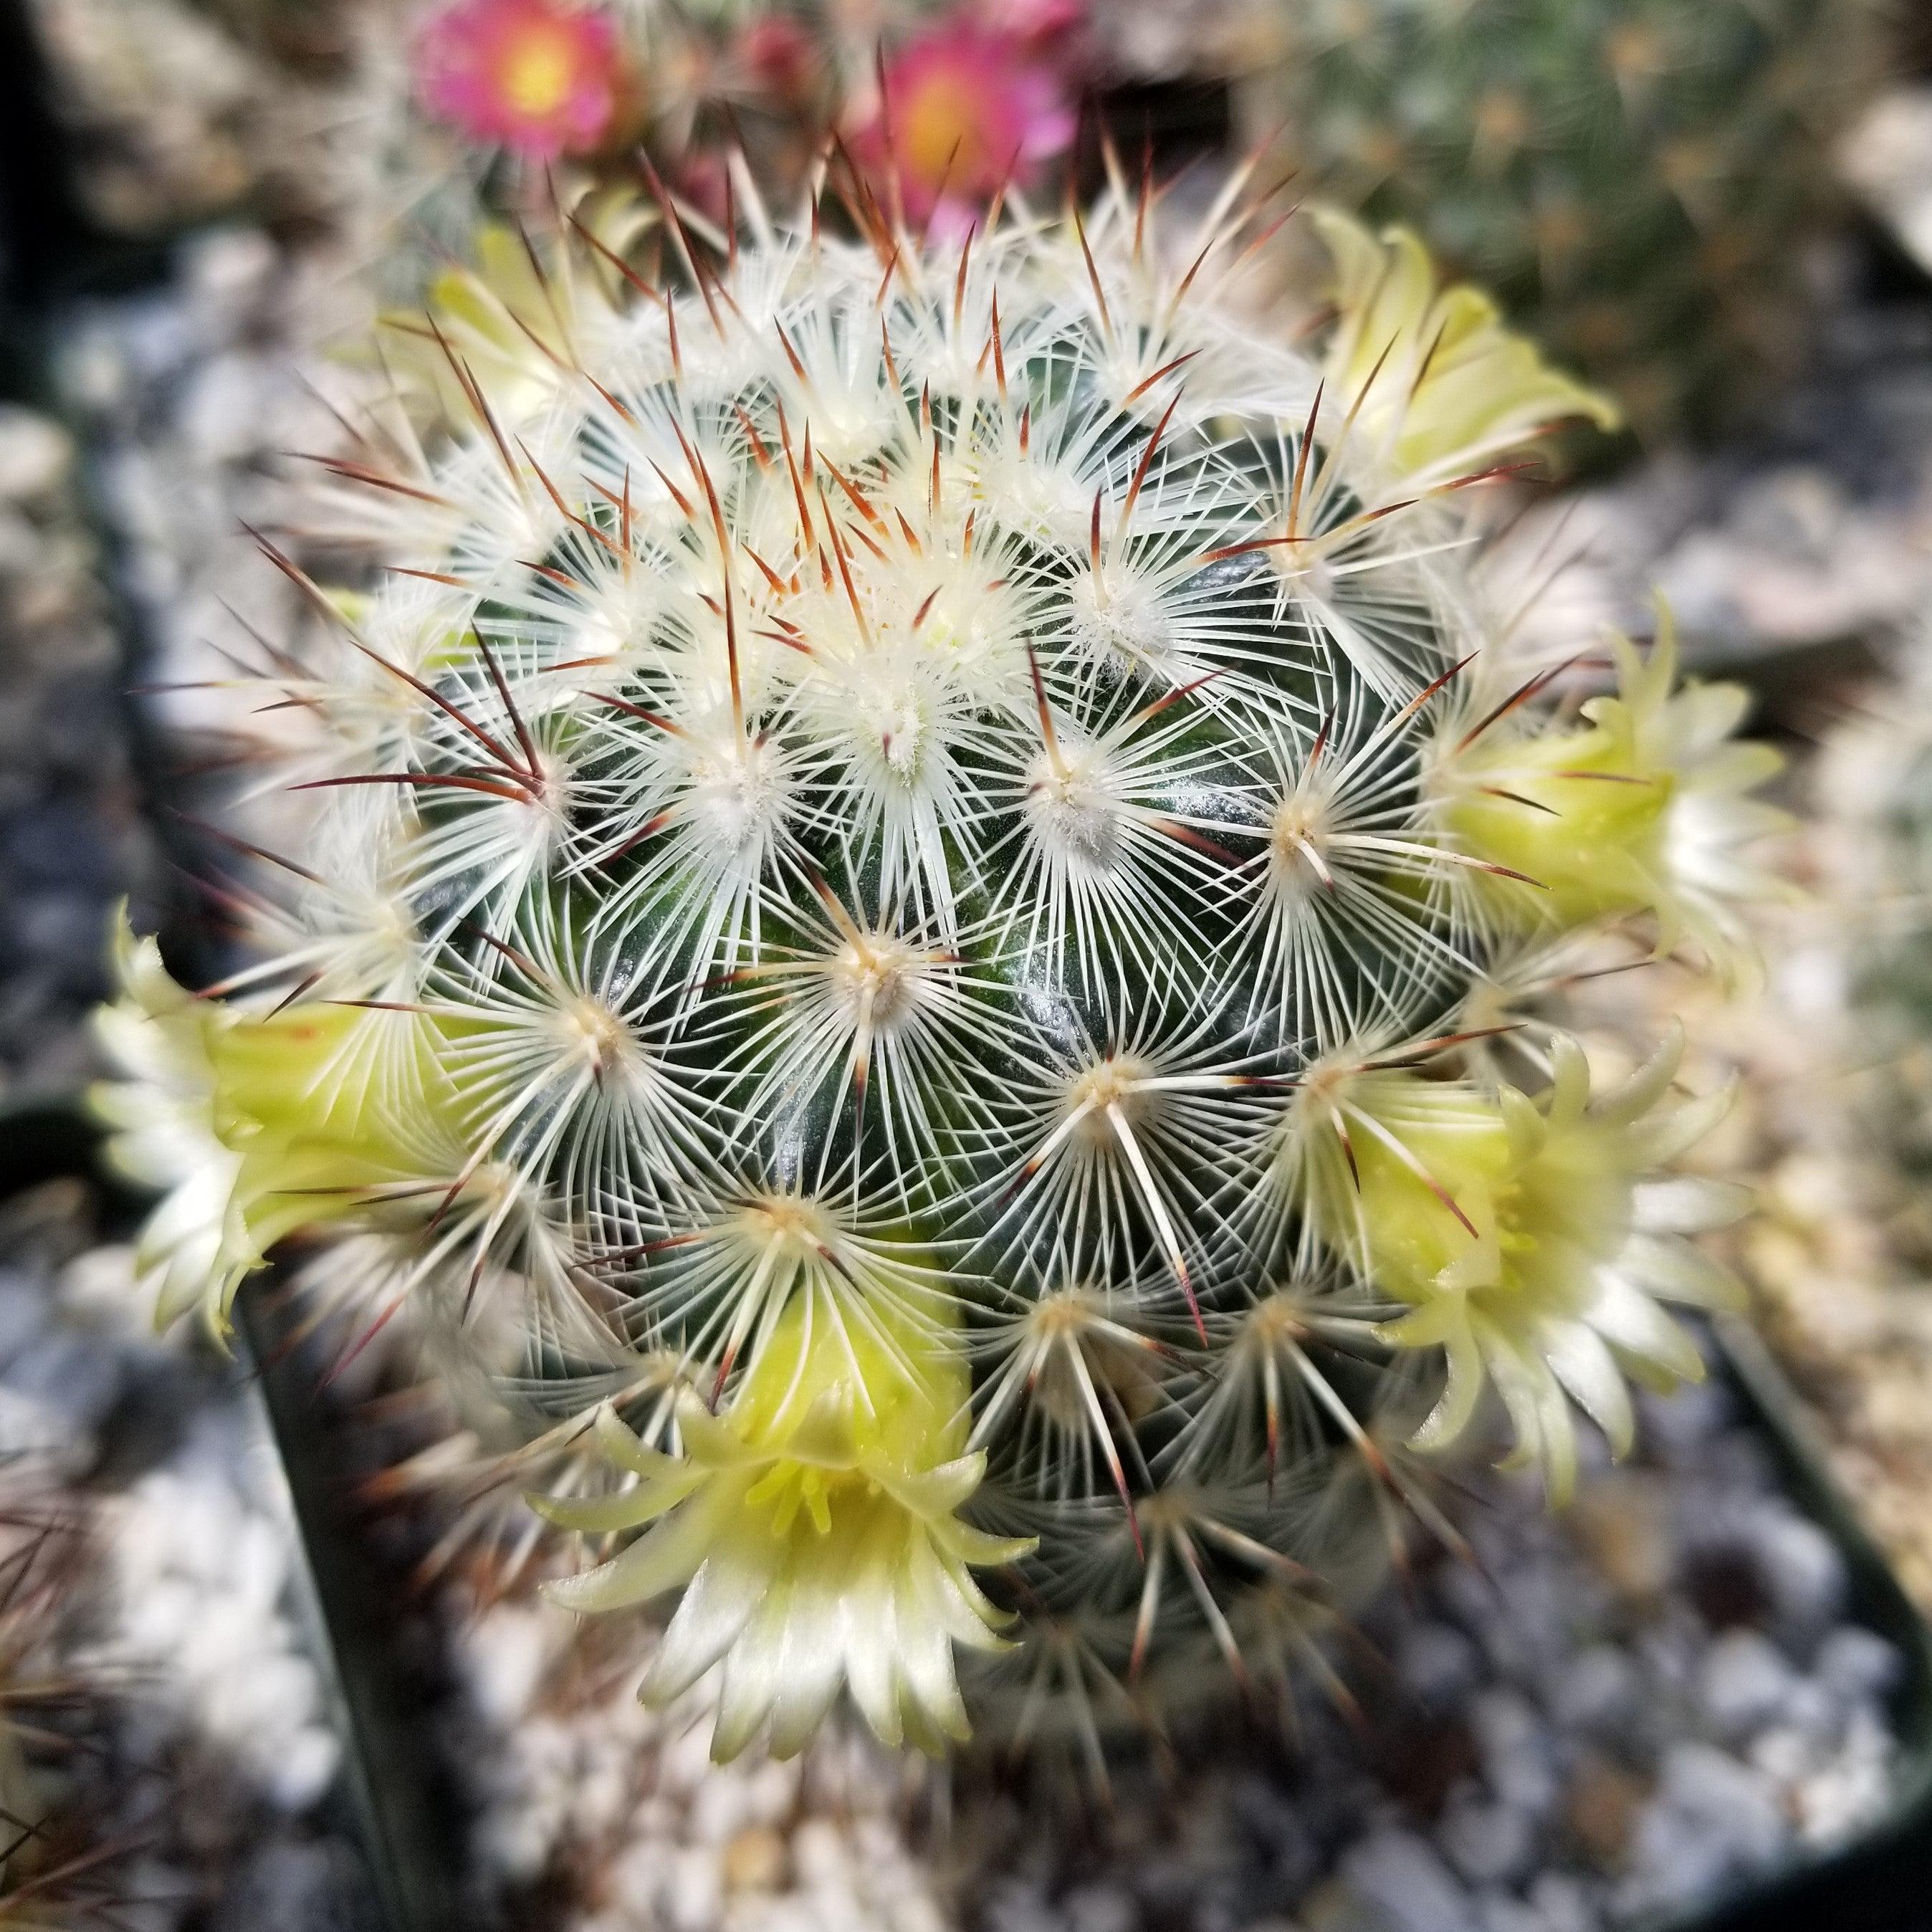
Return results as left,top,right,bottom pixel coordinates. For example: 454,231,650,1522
86,143,1802,1784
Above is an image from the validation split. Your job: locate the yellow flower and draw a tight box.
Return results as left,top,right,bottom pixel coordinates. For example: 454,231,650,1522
92,913,459,1337
537,1293,1032,1760
381,192,656,430
1313,206,1620,484
1439,618,1789,985
1282,1030,1744,1501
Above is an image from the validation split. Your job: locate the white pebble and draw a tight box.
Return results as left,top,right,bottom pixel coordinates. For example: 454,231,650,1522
1749,1511,1848,1646
463,1606,556,1727
0,1271,52,1360
1816,1626,1902,1704
1336,1829,1474,1932
982,1879,1061,1932
1473,1891,1549,1932
1400,1621,1483,1708
0,406,73,502
1698,1630,1798,1744
1063,1883,1137,1932
1470,1690,1559,1818
1549,1645,1638,1736
1525,1870,1602,1932
664,1845,724,1932
1438,1794,1537,1888
1656,1741,1789,1866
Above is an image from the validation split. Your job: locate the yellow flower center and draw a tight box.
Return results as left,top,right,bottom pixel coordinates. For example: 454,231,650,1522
497,25,578,117
745,1458,876,1537
1270,793,1337,891
901,75,987,189
557,995,638,1081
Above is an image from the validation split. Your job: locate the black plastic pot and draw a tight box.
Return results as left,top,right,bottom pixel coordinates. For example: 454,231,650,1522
1668,1321,1932,1932
0,1096,466,1932
237,1283,470,1932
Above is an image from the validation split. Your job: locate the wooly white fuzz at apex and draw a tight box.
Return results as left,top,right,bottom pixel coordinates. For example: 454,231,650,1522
94,156,1785,1767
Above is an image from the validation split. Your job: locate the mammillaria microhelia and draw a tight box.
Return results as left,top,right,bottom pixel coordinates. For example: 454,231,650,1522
97,166,1780,1764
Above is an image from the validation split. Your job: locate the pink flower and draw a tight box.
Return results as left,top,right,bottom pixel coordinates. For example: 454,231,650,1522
671,151,732,229
979,0,1087,52
413,0,621,161
736,15,819,107
849,16,1076,234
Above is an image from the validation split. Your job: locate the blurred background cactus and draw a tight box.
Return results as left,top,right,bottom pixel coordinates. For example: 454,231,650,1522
90,166,1782,1766
1813,638,1932,1240
1245,0,1888,448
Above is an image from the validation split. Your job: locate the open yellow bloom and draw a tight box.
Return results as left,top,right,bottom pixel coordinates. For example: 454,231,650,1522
1283,1030,1744,1501
1314,206,1620,485
538,1295,1032,1761
1439,620,1789,985
92,913,459,1337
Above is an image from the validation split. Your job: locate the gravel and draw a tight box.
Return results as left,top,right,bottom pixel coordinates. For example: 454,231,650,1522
924,1377,1907,1932
315,1352,1913,1932
0,1190,382,1927
0,403,165,1099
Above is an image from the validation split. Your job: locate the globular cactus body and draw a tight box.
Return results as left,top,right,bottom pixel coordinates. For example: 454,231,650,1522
99,174,1779,1761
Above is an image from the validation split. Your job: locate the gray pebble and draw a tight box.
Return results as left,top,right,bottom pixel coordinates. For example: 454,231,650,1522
1816,1626,1903,1705
1397,1621,1483,1710
1698,1630,1798,1745
1549,1647,1640,1738
1437,1794,1538,1888
1336,1830,1473,1932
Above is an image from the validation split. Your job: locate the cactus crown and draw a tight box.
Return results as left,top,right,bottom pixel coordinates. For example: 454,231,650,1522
98,174,1777,1763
